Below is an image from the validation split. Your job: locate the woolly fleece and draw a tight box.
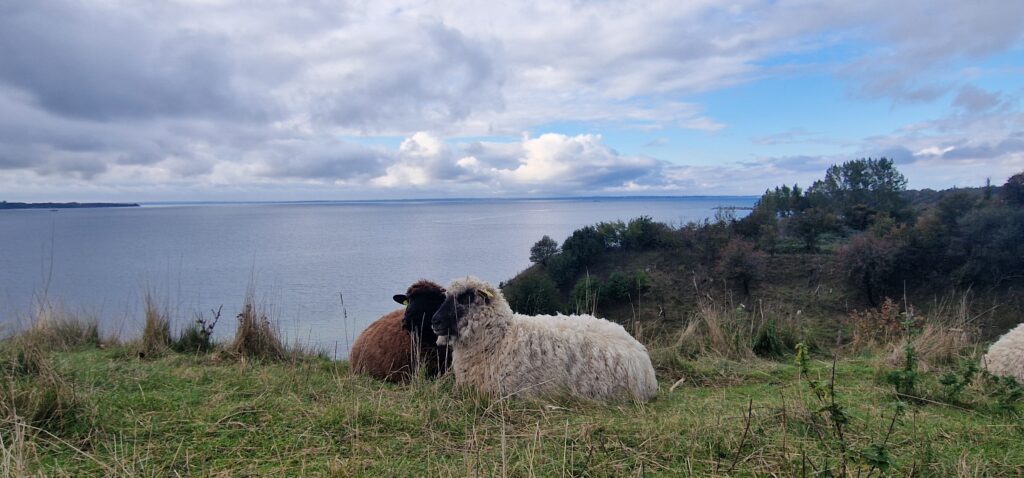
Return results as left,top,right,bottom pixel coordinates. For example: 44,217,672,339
983,322,1024,382
442,276,657,403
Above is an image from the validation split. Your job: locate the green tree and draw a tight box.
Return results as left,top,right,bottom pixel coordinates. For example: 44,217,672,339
529,235,559,265
788,207,840,252
1002,171,1024,206
807,158,909,227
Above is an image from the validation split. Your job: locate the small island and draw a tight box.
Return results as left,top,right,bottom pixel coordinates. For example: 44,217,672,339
0,201,140,210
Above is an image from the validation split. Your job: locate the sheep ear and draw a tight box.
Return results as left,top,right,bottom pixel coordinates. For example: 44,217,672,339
393,294,408,305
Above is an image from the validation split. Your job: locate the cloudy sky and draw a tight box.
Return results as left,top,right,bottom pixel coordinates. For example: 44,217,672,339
2,0,1023,201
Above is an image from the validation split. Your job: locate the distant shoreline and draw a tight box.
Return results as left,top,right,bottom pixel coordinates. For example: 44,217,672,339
0,201,140,210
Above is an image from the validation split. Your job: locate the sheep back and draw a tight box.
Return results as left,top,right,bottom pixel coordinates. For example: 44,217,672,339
350,309,413,383
455,312,658,403
983,322,1024,383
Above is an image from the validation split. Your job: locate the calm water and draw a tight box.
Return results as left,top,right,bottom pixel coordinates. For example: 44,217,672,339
0,197,754,356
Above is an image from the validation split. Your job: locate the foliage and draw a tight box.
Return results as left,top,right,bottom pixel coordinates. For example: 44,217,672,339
172,306,221,353
837,232,900,306
503,271,561,315
1002,171,1024,206
939,359,978,404
528,235,559,265
715,239,766,295
599,270,649,303
807,157,910,227
885,343,921,402
787,207,840,251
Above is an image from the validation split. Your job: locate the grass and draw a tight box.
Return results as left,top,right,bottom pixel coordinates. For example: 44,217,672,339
1,289,1020,476
0,342,1020,476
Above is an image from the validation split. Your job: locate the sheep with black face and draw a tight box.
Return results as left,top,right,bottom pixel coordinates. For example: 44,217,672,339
431,276,657,402
350,280,450,382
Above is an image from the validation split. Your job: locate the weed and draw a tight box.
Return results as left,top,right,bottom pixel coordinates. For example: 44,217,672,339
172,305,221,354
228,295,285,361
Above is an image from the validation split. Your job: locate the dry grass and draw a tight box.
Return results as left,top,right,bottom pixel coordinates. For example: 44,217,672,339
881,293,981,371
15,304,99,353
227,294,285,361
139,294,171,359
665,298,809,361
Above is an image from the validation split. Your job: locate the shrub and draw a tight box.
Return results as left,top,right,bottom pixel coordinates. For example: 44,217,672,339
503,272,561,315
715,239,766,295
599,270,648,303
837,232,900,306
622,216,662,250
786,207,840,252
172,306,221,354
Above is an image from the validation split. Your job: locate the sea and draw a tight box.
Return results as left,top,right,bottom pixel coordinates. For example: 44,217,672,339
0,197,755,357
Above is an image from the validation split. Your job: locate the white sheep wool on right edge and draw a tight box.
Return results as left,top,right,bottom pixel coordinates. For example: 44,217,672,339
444,276,658,403
983,322,1024,383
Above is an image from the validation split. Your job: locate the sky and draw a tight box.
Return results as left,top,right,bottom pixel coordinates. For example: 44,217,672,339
1,0,1023,202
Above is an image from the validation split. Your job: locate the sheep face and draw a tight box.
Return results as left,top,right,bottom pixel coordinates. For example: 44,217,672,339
430,287,492,345
393,282,446,349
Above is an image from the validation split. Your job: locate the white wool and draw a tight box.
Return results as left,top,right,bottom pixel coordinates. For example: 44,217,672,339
982,322,1024,383
445,276,658,403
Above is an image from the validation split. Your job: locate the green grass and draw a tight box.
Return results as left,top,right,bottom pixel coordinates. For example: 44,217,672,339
2,345,1021,477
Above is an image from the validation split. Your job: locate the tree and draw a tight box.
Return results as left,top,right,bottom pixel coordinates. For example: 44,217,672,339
529,235,559,265
838,233,899,306
807,158,909,227
788,207,840,252
716,239,766,295
1002,171,1024,206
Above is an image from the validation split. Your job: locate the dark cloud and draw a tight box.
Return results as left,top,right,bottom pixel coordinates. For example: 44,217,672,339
952,86,1006,115
942,133,1024,161
0,1,262,121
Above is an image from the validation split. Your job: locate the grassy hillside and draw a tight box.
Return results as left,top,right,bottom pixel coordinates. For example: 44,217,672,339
3,344,1022,476
2,301,1022,477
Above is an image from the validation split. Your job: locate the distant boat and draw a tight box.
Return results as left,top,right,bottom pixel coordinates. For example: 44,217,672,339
50,209,59,212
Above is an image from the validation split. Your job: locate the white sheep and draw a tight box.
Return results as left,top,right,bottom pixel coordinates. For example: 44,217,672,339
430,276,657,403
982,322,1024,383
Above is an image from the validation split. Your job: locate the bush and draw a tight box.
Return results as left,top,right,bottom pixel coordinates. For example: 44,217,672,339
600,270,649,303
503,272,561,315
786,207,840,252
837,232,900,306
715,239,766,295
560,226,605,266
172,306,221,354
622,216,663,250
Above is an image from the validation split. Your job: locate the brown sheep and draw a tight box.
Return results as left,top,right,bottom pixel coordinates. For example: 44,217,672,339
349,280,449,382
